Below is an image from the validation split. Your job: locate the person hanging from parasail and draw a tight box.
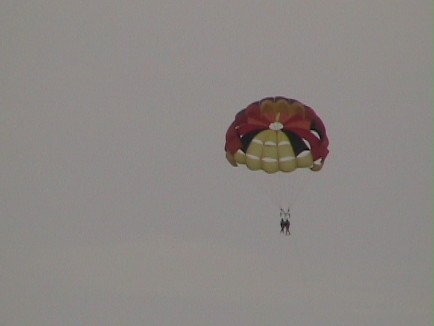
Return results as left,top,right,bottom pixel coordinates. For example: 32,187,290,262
280,208,291,235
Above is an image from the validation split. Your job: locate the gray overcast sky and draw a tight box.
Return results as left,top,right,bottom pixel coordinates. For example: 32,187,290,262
1,1,432,325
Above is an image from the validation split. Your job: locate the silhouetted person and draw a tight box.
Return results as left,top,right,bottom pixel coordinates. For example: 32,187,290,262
285,219,290,235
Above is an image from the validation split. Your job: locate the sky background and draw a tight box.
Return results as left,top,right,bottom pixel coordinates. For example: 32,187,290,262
1,1,432,325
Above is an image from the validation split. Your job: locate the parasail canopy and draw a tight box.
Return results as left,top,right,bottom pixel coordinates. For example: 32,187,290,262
225,97,329,174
